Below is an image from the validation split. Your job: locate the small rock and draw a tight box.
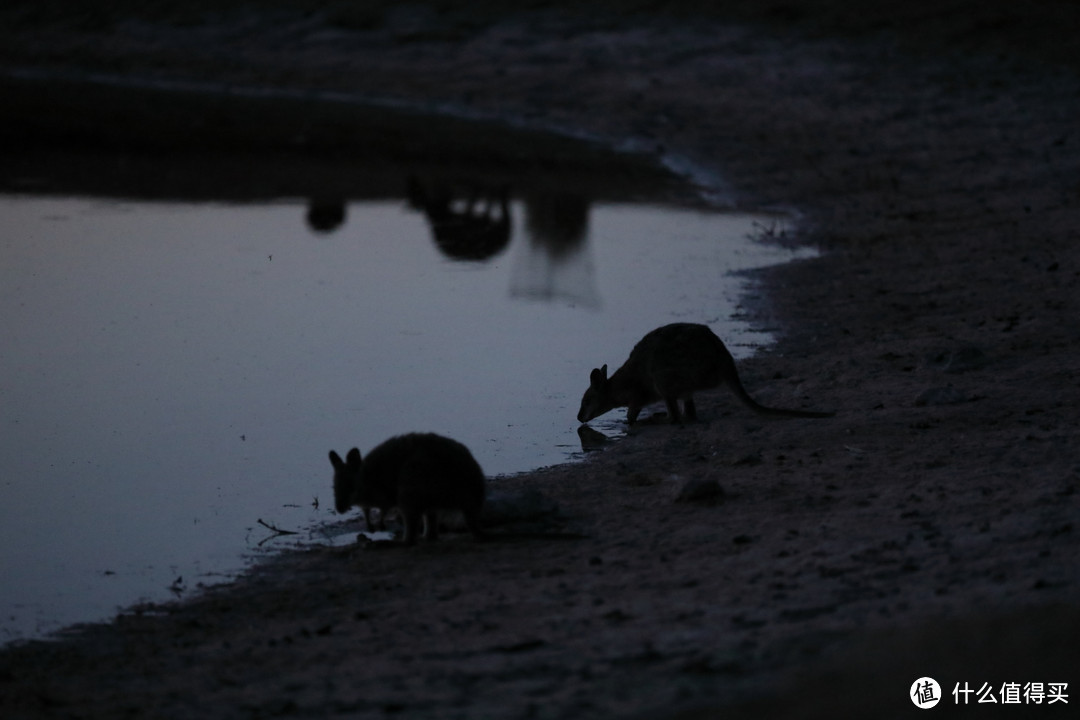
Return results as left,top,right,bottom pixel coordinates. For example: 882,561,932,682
914,386,969,406
482,488,559,526
624,472,660,487
944,346,989,373
674,476,724,504
924,346,989,373
732,451,763,467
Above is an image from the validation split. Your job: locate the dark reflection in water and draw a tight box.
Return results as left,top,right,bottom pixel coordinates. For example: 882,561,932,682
306,198,347,234
514,191,599,308
381,176,602,305
525,192,590,258
406,177,511,261
576,424,613,452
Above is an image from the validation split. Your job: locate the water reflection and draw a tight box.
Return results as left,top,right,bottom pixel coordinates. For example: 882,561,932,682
526,192,591,256
576,424,613,452
306,198,347,234
402,177,600,309
0,193,811,644
512,192,600,308
405,177,512,261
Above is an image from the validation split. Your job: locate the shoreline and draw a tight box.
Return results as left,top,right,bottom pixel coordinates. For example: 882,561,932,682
2,2,1079,717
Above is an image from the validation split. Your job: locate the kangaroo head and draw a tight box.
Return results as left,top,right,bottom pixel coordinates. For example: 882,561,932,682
329,447,363,514
578,364,616,423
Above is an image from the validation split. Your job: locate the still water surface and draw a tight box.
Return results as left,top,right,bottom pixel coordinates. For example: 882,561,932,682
0,193,811,642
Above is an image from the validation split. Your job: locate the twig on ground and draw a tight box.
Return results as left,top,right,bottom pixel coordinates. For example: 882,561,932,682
257,518,299,543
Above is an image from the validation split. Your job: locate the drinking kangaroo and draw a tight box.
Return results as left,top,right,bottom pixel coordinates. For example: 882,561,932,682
578,323,834,425
329,432,485,545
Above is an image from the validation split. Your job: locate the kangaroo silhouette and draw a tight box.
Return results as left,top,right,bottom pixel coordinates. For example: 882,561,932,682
329,433,486,545
578,323,834,425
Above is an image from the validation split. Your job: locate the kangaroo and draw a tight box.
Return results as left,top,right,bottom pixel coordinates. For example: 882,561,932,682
329,433,486,545
329,447,390,534
577,323,834,425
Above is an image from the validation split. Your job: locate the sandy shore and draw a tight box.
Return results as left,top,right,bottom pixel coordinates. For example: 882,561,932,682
1,2,1079,717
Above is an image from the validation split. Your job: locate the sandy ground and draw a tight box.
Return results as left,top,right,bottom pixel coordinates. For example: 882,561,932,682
1,1,1079,718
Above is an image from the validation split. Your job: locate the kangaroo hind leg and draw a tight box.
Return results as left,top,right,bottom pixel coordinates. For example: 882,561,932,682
422,511,440,541
683,395,698,421
463,507,487,541
663,396,683,424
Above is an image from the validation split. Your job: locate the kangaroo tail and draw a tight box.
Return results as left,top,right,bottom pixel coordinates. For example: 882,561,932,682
728,373,835,418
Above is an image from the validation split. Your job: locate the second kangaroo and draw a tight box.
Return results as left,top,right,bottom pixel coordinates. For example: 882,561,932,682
577,323,834,425
329,432,486,545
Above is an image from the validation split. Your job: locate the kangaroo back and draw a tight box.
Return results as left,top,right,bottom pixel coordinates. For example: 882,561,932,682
377,433,485,514
635,323,734,394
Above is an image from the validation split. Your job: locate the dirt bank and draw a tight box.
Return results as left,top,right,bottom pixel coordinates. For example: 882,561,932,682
1,2,1078,718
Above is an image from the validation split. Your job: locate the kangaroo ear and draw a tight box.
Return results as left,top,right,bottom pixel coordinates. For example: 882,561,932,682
346,447,362,466
329,450,344,469
590,365,608,385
